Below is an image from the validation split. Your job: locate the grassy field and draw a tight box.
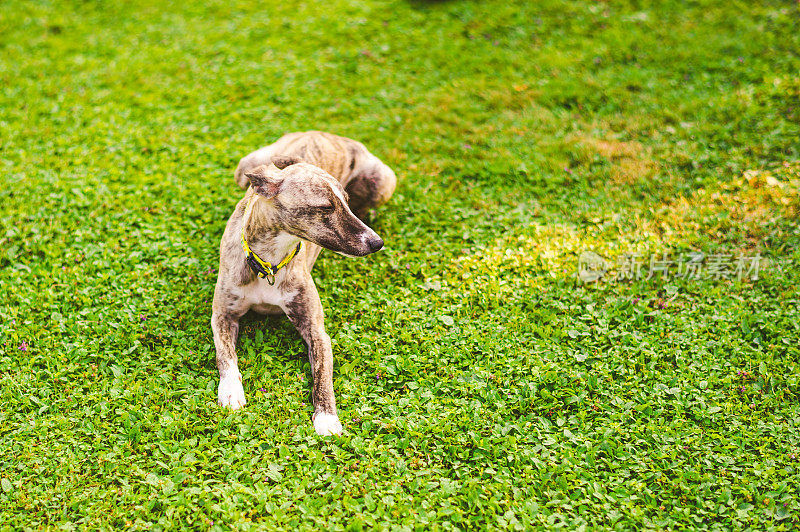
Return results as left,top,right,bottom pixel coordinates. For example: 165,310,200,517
1,0,799,529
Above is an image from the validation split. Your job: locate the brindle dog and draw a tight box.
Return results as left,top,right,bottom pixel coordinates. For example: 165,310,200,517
212,131,396,435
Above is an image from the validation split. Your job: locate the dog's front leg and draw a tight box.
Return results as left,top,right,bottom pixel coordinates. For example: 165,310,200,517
212,310,246,409
282,282,342,436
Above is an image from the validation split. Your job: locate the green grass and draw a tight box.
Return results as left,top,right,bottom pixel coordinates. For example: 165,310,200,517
1,0,799,529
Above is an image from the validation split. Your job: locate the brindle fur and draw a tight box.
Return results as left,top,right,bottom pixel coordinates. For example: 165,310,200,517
212,131,396,436
235,131,396,220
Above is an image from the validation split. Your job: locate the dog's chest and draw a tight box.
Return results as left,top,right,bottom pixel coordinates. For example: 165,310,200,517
235,275,296,314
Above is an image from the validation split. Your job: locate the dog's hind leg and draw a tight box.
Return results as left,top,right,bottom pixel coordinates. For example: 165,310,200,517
345,157,397,220
281,280,342,436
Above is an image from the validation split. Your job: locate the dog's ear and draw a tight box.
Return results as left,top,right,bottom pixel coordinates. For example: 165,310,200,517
271,155,302,170
245,164,283,199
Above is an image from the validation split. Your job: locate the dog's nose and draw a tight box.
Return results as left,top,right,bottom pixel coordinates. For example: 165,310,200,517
367,236,384,253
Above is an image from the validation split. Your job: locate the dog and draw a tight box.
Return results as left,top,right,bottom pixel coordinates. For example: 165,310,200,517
211,131,397,435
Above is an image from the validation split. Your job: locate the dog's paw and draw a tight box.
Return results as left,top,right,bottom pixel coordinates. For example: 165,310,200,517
218,374,246,410
313,413,342,436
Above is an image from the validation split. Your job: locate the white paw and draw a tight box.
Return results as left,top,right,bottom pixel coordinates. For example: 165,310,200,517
313,413,343,436
218,374,246,410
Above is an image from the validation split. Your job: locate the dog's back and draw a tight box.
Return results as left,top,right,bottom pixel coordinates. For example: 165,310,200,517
235,131,368,188
234,131,396,218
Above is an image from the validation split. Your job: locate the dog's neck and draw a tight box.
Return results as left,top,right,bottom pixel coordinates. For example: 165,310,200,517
242,195,301,266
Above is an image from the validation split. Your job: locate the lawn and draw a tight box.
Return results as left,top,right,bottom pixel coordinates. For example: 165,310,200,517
1,0,799,529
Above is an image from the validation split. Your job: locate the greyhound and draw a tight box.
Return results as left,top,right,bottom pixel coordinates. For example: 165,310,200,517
211,131,397,436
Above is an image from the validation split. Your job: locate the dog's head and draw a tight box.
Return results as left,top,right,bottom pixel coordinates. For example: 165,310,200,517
245,156,384,257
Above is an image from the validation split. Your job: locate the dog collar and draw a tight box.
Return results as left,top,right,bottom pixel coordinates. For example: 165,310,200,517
241,194,302,285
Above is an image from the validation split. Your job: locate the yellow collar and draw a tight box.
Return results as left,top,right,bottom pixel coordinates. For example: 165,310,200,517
241,195,302,285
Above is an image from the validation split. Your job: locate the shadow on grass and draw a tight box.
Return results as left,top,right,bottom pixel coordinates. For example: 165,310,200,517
407,0,460,7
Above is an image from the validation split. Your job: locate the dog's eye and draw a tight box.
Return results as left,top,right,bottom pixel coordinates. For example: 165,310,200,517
318,203,335,211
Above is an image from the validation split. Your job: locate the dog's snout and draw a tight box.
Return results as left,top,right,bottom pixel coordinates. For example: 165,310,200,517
367,235,384,253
